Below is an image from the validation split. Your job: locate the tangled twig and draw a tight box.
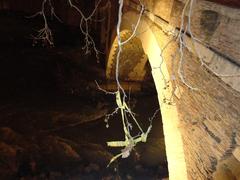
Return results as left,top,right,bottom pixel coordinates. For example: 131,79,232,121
68,0,103,59
27,0,62,47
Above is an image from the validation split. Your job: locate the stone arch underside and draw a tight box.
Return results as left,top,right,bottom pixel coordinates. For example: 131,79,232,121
106,30,148,81
106,11,188,180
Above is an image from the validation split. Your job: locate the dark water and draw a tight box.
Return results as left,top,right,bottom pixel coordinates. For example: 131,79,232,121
0,11,168,179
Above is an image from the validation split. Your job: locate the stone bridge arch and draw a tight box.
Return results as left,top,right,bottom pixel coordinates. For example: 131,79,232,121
106,11,188,180
106,29,148,81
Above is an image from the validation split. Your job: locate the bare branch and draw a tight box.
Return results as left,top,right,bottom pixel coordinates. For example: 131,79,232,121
67,0,103,58
95,80,117,95
28,0,62,47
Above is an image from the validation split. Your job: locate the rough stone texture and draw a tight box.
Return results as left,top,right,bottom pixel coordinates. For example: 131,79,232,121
117,11,188,180
191,0,240,65
157,0,240,66
148,0,174,22
127,0,240,93
213,154,240,179
152,23,240,180
207,0,240,8
129,0,174,22
116,1,240,179
199,10,220,38
106,30,148,81
0,127,114,179
169,0,185,27
184,34,240,92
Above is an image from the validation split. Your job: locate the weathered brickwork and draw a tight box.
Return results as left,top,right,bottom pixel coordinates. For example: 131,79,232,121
135,0,240,65
152,23,240,179
106,30,148,81
191,0,240,65
121,0,240,179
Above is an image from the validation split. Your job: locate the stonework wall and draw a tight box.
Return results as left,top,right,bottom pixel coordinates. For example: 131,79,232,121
142,0,240,65
191,1,240,65
122,0,240,179
129,0,240,65
106,30,148,81
151,11,240,178
2,0,240,179
127,0,240,90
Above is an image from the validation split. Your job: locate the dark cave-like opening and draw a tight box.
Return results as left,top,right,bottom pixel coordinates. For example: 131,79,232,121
0,11,168,179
